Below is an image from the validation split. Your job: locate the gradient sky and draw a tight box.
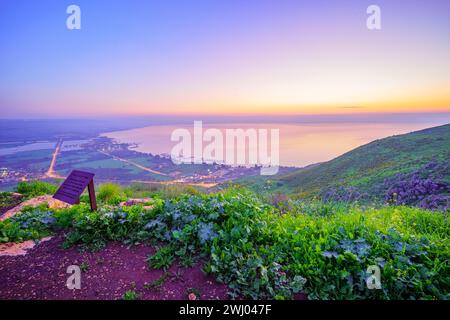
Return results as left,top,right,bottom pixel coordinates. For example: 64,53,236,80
1,0,450,118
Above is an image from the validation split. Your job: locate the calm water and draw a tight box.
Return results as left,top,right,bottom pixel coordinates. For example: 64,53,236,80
0,141,56,156
102,122,444,167
0,140,90,156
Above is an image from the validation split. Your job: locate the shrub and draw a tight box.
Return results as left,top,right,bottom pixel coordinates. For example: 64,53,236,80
0,204,54,242
16,181,57,198
63,204,161,250
97,183,126,205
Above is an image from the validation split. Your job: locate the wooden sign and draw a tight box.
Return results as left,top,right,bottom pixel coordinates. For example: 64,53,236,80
53,170,97,211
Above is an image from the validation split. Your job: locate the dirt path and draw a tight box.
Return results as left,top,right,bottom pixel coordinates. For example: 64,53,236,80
0,234,228,300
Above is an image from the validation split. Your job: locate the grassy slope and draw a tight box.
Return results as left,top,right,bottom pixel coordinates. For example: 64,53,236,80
245,124,450,196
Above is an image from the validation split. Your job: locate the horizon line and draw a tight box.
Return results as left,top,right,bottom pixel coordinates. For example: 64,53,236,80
1,110,450,121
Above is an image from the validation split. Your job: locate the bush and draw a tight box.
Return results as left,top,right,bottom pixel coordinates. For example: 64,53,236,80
0,203,54,242
0,203,85,243
16,181,57,198
62,201,163,250
97,183,126,205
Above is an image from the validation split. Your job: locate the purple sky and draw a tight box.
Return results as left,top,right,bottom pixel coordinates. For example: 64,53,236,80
1,0,450,118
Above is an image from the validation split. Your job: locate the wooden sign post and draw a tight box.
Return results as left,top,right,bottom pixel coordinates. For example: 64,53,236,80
53,170,97,211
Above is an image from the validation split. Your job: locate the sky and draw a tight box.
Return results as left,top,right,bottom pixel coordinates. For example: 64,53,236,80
1,0,450,118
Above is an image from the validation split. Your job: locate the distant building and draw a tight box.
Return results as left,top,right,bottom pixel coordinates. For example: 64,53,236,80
0,167,7,178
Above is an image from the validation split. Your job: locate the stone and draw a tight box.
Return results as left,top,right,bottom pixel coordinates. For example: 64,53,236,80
0,195,70,221
0,236,53,257
119,198,154,210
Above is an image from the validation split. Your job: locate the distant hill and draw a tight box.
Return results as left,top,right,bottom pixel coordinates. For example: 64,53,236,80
243,124,450,202
0,118,159,143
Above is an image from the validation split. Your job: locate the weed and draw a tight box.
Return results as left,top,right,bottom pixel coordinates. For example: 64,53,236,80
144,273,168,292
147,245,175,270
122,290,139,300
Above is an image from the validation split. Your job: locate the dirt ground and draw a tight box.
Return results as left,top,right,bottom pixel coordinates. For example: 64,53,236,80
0,234,228,300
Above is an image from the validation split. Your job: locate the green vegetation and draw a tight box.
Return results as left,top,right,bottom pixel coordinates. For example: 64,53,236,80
144,273,168,292
97,183,127,205
123,183,201,199
0,186,448,300
0,200,95,243
80,261,90,272
122,290,140,300
0,192,20,209
0,149,54,174
147,245,175,271
16,181,57,198
244,124,450,198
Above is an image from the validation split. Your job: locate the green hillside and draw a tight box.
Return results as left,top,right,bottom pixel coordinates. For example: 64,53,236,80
246,124,450,199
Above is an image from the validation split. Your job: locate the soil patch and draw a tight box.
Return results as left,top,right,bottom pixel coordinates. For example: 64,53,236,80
0,234,228,300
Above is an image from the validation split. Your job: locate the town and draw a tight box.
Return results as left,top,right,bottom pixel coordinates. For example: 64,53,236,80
0,135,295,191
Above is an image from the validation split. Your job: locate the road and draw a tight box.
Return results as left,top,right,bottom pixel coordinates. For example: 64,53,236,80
46,139,64,179
97,150,169,177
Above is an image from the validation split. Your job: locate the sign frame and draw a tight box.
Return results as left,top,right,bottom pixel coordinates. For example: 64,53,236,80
53,170,97,211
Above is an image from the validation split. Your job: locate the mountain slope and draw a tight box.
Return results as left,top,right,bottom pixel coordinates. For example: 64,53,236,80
246,124,450,200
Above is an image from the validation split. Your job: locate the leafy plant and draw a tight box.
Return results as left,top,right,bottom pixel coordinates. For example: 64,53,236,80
122,290,139,300
80,261,89,272
147,245,175,270
180,255,196,268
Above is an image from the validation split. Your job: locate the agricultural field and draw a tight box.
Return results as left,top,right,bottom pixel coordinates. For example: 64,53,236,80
0,149,54,172
55,149,171,182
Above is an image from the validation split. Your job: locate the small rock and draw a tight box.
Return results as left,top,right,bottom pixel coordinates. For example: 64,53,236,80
1,195,70,221
119,198,154,209
188,293,197,300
